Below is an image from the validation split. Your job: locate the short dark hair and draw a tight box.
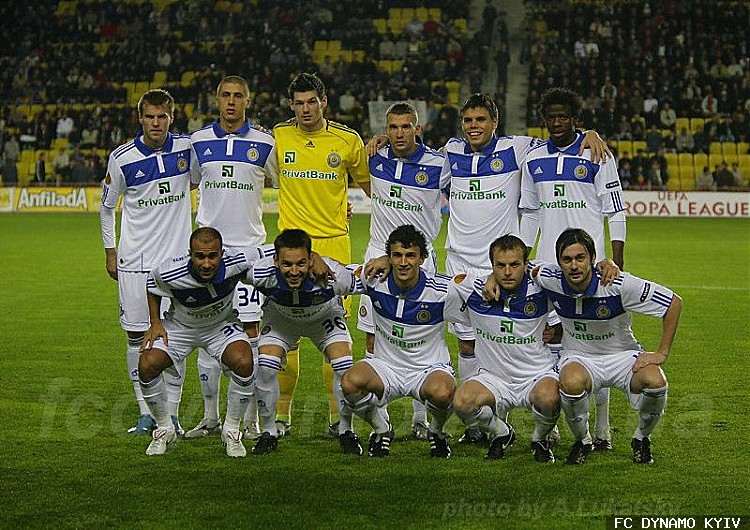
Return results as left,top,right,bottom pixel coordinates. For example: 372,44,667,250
385,224,427,258
190,226,222,248
555,228,596,263
137,89,174,118
288,72,326,100
460,93,498,122
275,229,312,256
217,75,250,98
538,87,581,120
385,101,419,124
489,234,529,264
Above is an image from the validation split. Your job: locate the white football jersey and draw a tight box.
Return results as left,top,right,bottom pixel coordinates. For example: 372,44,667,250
444,135,540,270
247,257,362,321
367,139,450,255
535,263,675,355
445,271,554,384
519,133,625,263
102,132,200,272
193,120,277,247
363,270,451,372
147,246,268,327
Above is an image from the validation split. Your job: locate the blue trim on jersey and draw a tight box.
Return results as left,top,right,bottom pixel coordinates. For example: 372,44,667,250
193,137,272,168
561,270,600,297
466,288,548,320
446,139,519,179
546,290,626,321
171,274,240,308
212,120,251,138
368,289,445,326
256,269,337,307
134,132,174,157
370,140,442,190
527,154,599,185
122,139,193,187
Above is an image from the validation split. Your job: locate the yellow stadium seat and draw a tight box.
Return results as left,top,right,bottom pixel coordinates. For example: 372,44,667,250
377,60,392,74
709,142,723,154
180,71,197,87
391,60,404,73
664,152,678,171
387,17,404,34
454,19,468,33
722,142,738,158
388,8,401,20
415,7,429,22
666,173,681,191
690,117,705,134
737,142,749,155
675,117,690,133
339,50,353,63
372,18,386,34
428,8,442,20
723,147,739,165
692,152,708,171
400,8,415,20
617,140,633,157
352,50,365,62
313,40,327,53
632,140,647,153
680,167,696,190
708,153,726,169
152,70,168,86
678,152,693,170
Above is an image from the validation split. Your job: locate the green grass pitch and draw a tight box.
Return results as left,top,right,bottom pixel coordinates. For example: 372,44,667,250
0,213,747,529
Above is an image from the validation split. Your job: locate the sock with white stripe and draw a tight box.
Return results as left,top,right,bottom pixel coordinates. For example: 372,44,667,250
531,404,560,442
330,356,354,434
635,385,668,440
225,372,255,433
127,336,150,415
344,391,389,434
163,362,183,419
458,352,480,383
243,337,260,426
197,348,221,423
455,404,509,437
593,387,611,440
560,389,591,443
139,376,170,428
256,354,282,437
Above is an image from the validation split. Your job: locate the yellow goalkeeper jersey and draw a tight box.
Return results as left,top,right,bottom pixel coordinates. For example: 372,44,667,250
274,119,369,238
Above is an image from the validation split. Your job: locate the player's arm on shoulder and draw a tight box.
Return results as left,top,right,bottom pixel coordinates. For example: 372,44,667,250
633,293,682,372
481,272,501,302
579,129,611,163
310,253,335,283
363,255,390,282
594,259,620,285
141,291,167,351
365,135,389,157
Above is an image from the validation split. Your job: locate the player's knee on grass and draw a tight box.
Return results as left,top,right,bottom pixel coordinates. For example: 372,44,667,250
530,378,560,415
138,348,170,382
559,362,591,395
630,365,667,394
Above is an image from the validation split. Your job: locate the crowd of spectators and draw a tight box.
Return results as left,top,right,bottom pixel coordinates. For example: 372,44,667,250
523,1,749,154
0,0,472,185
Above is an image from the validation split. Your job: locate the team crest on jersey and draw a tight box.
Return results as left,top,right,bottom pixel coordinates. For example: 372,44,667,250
246,148,259,162
490,158,504,172
311,294,324,305
327,152,342,168
524,301,538,316
415,171,429,185
260,325,271,335
596,304,611,319
416,309,431,323
177,156,188,171
574,164,588,179
359,305,367,317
